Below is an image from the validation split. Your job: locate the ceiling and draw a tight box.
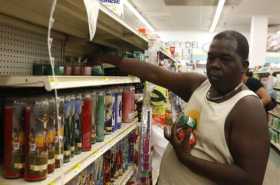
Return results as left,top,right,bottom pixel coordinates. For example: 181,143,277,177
130,0,280,33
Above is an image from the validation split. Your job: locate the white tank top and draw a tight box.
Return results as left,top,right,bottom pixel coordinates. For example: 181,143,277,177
158,80,256,185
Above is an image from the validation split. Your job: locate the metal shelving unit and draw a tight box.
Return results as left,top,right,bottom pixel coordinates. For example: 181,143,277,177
0,121,138,185
0,76,140,91
113,165,136,185
0,0,148,51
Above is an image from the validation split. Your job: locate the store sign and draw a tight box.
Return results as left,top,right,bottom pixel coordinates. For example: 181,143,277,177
99,0,124,17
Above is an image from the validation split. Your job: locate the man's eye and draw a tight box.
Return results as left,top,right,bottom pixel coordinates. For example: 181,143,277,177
208,55,215,60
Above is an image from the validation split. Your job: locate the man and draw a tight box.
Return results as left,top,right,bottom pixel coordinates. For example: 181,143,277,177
99,30,269,185
242,61,272,109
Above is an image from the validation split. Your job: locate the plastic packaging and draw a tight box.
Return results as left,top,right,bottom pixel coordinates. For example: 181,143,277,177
24,99,48,181
82,94,92,151
105,90,114,134
73,95,82,155
47,98,56,173
175,114,196,146
55,97,64,168
3,99,25,178
91,92,97,144
122,87,135,123
96,91,105,142
63,97,72,163
115,87,123,129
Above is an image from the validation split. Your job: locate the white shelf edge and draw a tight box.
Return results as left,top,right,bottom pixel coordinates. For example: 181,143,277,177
113,165,136,185
0,121,138,185
271,140,280,152
0,76,140,91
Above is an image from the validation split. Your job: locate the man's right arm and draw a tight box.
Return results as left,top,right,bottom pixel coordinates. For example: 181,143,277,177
101,57,206,101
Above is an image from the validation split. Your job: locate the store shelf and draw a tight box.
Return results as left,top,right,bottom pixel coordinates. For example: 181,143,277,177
0,76,140,91
268,110,280,119
113,165,136,185
271,140,280,152
159,49,179,63
0,121,138,185
0,0,148,51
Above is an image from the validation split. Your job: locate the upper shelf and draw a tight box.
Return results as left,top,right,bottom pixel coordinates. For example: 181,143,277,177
159,49,180,64
0,76,140,91
0,0,148,51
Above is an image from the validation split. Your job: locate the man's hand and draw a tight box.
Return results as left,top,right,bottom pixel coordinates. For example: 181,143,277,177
164,125,192,161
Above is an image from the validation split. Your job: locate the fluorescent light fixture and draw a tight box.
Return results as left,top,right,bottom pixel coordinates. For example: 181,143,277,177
209,0,226,33
123,0,156,32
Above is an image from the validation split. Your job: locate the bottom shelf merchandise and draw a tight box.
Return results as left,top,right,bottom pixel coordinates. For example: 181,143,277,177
66,130,139,185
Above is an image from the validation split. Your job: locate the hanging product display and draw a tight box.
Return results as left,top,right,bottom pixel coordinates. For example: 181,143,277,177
63,97,72,163
55,97,64,168
24,99,48,181
96,91,105,142
73,95,82,155
122,87,135,123
3,99,25,179
47,98,56,173
91,92,97,144
81,93,92,151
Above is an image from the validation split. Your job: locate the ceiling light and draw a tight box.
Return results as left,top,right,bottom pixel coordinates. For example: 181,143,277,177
277,30,280,35
209,0,226,33
123,0,156,32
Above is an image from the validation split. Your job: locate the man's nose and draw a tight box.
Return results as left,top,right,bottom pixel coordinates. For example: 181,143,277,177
209,58,222,69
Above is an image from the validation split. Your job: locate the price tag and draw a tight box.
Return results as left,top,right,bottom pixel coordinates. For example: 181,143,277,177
73,163,81,171
49,180,56,185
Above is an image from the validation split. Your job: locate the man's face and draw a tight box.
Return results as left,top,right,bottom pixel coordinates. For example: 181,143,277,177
206,39,243,94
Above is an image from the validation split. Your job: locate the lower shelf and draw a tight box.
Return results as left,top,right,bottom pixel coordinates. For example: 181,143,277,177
271,140,280,152
113,165,136,185
0,121,138,185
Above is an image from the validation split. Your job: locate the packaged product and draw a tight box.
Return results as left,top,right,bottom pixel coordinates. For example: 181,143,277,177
47,98,56,173
55,97,64,168
114,87,123,130
24,99,48,181
63,97,72,163
73,95,82,155
96,91,105,142
3,98,25,178
175,113,196,146
122,87,135,123
82,93,92,151
91,92,97,144
105,90,113,135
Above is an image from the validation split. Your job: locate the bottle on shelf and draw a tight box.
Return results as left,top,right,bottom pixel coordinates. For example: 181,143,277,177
63,96,72,163
47,97,56,173
3,98,26,179
24,98,49,181
96,91,105,142
55,97,64,168
82,93,92,151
